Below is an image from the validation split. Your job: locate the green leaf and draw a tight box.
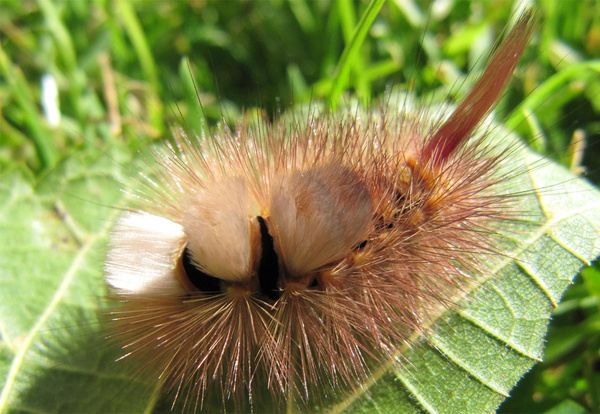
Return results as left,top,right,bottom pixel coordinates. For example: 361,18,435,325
1,110,599,414
0,148,159,413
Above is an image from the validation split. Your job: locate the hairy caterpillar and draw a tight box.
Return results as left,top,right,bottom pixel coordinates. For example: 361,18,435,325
104,8,597,413
1,1,599,414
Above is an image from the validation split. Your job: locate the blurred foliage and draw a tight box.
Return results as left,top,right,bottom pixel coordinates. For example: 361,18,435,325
1,0,599,412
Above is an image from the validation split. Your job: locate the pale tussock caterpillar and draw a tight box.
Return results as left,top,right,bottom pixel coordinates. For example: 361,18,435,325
1,1,599,414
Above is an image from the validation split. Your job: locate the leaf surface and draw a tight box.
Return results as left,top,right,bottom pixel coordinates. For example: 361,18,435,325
1,142,599,414
0,149,157,413
336,148,600,413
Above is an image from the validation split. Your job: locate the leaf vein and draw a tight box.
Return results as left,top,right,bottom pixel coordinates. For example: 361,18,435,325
0,233,103,409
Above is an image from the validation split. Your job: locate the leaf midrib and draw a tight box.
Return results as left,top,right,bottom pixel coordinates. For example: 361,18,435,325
327,169,600,413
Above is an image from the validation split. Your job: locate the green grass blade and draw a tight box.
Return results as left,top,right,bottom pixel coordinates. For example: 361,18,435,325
327,0,386,109
506,60,600,132
0,46,57,170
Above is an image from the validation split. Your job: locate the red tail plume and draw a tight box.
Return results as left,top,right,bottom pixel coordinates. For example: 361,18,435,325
420,11,536,166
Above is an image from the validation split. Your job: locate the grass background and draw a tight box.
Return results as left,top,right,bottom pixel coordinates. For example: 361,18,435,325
1,0,599,412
